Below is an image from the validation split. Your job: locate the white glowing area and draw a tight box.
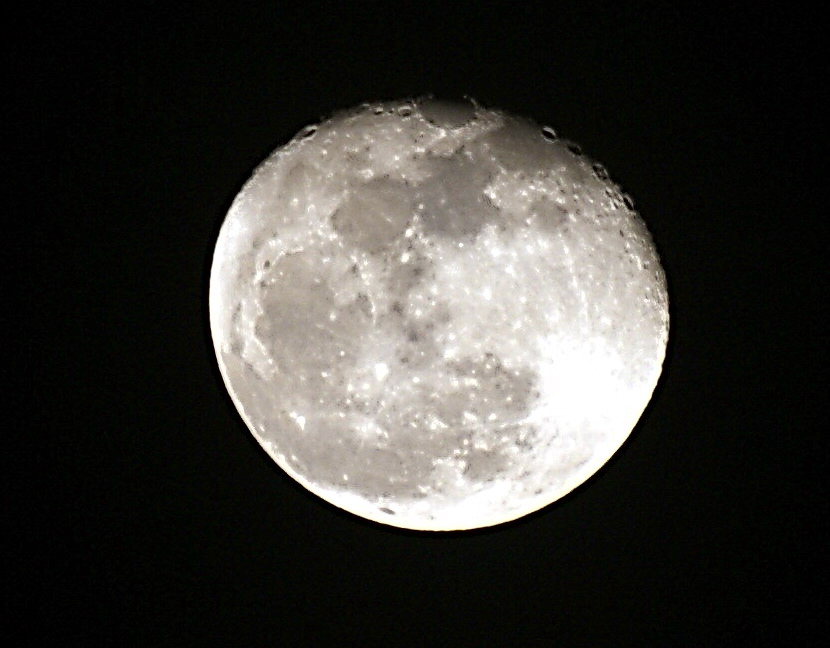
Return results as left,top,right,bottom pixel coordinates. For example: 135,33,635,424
209,98,669,531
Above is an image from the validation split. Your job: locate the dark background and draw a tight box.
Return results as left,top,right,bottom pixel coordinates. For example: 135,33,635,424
9,2,827,645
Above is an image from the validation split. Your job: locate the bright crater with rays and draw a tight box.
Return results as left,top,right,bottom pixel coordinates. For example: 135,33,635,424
209,98,669,530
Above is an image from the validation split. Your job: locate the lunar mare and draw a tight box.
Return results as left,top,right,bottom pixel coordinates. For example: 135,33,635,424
209,98,669,531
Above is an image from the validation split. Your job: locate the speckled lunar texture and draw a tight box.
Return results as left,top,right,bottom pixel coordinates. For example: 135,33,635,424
209,99,669,530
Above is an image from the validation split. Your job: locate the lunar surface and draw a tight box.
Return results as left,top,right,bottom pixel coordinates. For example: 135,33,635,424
209,98,669,531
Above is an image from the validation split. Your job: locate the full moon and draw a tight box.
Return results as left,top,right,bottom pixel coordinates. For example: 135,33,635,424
209,98,669,531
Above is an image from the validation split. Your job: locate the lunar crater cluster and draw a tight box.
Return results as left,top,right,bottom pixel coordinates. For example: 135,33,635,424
210,98,669,530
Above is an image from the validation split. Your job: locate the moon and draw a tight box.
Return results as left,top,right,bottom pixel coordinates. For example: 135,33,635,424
209,98,669,531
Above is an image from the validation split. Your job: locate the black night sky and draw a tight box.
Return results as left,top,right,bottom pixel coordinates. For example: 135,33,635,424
10,3,827,645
